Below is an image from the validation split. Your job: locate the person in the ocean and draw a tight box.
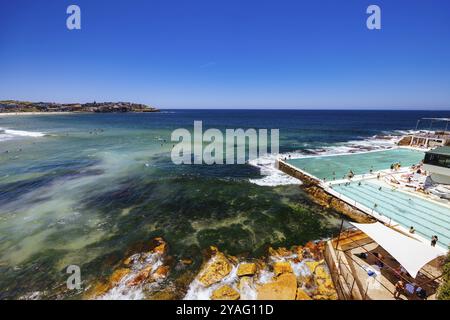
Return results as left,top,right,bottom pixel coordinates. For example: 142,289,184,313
409,226,415,234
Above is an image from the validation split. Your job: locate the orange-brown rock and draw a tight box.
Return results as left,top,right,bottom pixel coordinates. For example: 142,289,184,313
314,266,336,298
298,274,315,289
109,268,131,285
315,280,336,298
257,273,297,300
153,265,169,279
273,261,293,276
296,288,312,300
237,263,257,277
153,243,167,255
268,247,293,258
181,258,193,265
295,246,304,261
211,285,240,300
312,293,338,300
209,246,220,254
305,260,322,273
149,290,178,300
84,282,110,299
198,251,233,287
304,241,316,251
123,256,133,266
148,237,167,255
314,265,329,280
304,241,325,260
126,266,153,287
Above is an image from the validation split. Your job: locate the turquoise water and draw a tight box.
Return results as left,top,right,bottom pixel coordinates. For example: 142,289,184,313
332,181,450,248
1,110,449,299
286,148,425,180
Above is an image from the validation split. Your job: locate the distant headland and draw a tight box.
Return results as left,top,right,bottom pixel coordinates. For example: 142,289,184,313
0,100,159,113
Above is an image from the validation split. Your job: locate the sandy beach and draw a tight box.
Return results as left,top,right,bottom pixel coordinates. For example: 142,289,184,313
0,112,83,117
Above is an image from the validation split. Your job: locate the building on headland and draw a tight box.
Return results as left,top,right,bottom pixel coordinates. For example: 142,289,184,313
423,146,450,185
398,118,450,148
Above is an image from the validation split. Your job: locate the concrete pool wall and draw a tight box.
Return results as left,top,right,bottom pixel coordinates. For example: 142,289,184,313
277,159,375,223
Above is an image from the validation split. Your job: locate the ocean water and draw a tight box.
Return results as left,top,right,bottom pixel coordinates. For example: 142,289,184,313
0,109,449,299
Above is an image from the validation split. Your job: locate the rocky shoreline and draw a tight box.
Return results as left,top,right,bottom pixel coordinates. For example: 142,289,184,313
85,237,337,300
0,100,159,113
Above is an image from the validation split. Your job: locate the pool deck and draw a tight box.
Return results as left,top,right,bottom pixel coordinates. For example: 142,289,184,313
324,231,444,300
277,147,449,253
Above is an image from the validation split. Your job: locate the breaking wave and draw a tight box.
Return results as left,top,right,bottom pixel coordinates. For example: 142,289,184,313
0,127,46,141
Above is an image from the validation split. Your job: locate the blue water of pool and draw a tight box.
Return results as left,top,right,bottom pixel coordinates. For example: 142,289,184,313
332,180,450,249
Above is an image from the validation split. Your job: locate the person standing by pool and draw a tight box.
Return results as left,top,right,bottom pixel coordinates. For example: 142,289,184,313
431,235,438,247
394,280,405,299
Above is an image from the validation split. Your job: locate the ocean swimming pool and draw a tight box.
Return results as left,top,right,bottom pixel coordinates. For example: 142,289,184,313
332,180,450,249
286,148,424,181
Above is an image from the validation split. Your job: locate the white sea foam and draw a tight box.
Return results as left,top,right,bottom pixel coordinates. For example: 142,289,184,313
184,260,239,300
248,131,410,186
97,252,164,300
0,127,46,141
183,250,323,299
248,153,302,186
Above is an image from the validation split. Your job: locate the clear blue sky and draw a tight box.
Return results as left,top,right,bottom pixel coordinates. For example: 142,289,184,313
0,0,449,109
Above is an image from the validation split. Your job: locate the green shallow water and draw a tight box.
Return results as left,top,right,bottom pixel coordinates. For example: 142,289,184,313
0,113,346,299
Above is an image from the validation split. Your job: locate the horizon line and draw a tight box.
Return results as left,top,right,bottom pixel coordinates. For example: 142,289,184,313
158,107,450,111
2,99,450,111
